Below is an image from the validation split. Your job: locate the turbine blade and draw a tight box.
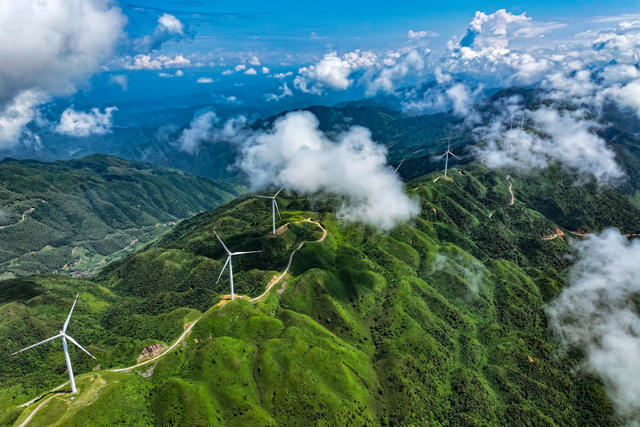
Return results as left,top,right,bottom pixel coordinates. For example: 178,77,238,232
62,293,79,333
254,195,271,199
65,335,97,360
231,250,261,256
274,199,281,219
394,159,404,173
274,187,284,197
216,256,230,284
450,153,461,159
214,232,231,255
10,334,61,356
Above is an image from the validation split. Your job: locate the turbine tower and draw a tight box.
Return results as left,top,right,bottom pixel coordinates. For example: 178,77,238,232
520,110,526,129
438,137,460,178
255,188,283,234
9,294,96,394
215,232,261,300
394,159,405,173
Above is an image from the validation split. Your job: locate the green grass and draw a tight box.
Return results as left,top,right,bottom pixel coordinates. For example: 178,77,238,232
2,165,636,425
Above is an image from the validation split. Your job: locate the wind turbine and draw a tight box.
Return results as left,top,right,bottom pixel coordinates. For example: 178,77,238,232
9,294,96,394
255,187,283,234
438,137,460,178
520,110,526,129
394,159,405,173
215,232,261,300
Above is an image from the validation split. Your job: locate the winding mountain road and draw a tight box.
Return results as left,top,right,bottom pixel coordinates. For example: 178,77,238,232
0,208,34,230
13,217,328,425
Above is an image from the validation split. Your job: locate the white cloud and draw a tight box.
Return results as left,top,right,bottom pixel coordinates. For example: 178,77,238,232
603,79,640,116
244,68,257,75
221,69,233,75
408,29,438,39
0,89,47,147
160,54,190,68
237,111,419,229
55,106,117,137
133,13,185,52
261,66,270,74
124,54,191,70
294,50,377,94
124,55,162,70
178,111,247,154
109,74,128,91
157,13,184,35
265,83,293,102
0,0,126,147
271,71,293,79
159,70,184,78
547,229,640,422
235,64,247,72
197,77,214,84
363,49,425,95
474,106,624,183
249,56,261,66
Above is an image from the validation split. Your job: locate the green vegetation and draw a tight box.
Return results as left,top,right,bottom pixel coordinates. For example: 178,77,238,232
0,154,243,278
2,164,637,425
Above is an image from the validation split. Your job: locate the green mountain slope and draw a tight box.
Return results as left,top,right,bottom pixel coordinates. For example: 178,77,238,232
2,164,637,425
0,155,243,278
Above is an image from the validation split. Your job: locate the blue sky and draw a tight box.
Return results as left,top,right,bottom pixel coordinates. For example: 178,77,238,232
120,0,640,60
2,0,640,152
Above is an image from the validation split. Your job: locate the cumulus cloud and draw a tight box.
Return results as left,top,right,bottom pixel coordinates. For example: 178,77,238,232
237,111,419,229
363,49,425,95
124,54,191,70
547,229,640,422
0,0,126,146
244,68,258,75
55,106,118,137
294,50,377,94
249,56,261,66
265,83,293,102
133,13,185,52
109,74,128,91
0,89,48,147
178,111,247,154
197,77,214,84
474,106,624,183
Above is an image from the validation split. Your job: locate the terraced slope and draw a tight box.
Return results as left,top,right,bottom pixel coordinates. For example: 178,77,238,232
2,165,638,425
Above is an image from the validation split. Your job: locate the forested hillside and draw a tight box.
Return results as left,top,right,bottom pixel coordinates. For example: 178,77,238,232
2,164,637,425
0,155,243,278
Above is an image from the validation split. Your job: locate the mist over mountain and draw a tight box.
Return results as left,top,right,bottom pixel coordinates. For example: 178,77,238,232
1,1,640,426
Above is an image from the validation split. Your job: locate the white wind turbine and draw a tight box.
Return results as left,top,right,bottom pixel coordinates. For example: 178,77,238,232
10,294,96,394
520,110,526,129
255,187,284,234
215,232,261,300
438,137,460,178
